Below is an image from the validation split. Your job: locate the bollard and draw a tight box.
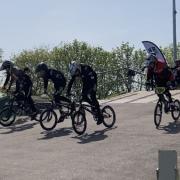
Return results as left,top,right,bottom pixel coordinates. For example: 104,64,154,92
157,150,178,180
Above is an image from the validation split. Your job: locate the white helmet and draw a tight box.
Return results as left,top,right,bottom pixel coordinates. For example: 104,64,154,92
144,54,157,67
69,61,81,76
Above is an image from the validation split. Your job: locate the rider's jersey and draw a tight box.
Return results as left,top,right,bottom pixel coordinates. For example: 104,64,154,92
147,60,174,86
4,67,22,90
153,60,167,74
67,64,97,94
43,69,66,92
15,70,33,97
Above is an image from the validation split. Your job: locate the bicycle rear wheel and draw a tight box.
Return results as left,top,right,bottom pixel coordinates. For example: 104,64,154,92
40,109,57,131
171,99,180,122
0,107,16,126
72,111,87,135
154,101,162,128
102,105,116,128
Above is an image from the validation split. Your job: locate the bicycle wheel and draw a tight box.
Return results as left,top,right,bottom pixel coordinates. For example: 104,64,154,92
72,111,87,135
39,109,57,131
0,107,16,126
154,101,162,128
171,99,180,122
101,105,116,128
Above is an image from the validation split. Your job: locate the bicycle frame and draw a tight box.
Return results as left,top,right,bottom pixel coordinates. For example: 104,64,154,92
78,101,99,117
46,94,77,118
5,93,35,116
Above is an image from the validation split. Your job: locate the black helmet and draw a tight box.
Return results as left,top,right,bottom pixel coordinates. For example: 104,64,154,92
35,62,48,73
0,60,14,70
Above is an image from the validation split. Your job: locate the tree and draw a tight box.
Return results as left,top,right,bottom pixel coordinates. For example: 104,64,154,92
12,40,180,98
161,43,180,66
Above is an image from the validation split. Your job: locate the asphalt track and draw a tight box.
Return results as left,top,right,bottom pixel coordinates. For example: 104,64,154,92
0,91,180,180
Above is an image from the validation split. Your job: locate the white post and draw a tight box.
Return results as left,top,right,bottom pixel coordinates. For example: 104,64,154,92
158,150,177,180
173,0,177,63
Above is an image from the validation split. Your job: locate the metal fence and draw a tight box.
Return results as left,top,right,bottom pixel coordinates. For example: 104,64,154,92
96,68,146,99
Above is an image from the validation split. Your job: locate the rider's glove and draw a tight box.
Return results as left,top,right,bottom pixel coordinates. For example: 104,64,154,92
166,81,175,90
166,81,172,87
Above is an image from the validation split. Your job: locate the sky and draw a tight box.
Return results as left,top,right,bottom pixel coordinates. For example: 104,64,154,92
0,0,179,59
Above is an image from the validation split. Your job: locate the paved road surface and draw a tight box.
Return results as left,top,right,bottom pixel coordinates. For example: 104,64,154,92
0,91,180,180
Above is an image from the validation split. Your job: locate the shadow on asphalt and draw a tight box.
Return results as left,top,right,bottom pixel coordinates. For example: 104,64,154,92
159,121,180,134
38,127,73,140
72,126,117,144
0,117,37,134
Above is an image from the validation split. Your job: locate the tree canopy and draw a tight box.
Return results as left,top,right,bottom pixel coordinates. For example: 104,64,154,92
1,40,179,98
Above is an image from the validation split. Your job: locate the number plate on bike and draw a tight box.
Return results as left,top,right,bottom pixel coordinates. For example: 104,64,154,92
155,87,166,94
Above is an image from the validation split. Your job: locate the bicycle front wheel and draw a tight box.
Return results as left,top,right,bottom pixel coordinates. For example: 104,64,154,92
72,111,87,135
154,102,162,128
171,99,180,122
102,105,116,128
0,107,16,127
40,109,57,131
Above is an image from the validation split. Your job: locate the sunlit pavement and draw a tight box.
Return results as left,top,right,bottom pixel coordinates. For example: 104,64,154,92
0,91,180,180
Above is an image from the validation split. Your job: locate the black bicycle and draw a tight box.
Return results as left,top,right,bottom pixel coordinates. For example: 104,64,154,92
154,87,180,128
39,94,78,131
0,92,42,127
72,101,116,135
